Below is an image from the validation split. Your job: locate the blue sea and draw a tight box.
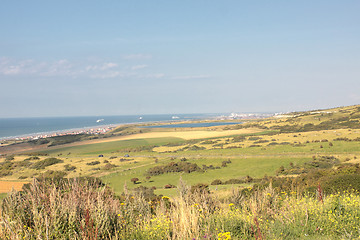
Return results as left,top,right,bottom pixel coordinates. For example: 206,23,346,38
0,114,219,139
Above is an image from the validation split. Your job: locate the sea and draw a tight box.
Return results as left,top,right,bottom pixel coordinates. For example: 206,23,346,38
0,113,220,140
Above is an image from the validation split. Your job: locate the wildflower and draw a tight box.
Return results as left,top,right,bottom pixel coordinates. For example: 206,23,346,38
218,231,231,240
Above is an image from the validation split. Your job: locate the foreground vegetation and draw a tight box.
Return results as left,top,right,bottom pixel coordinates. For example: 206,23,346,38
1,176,360,239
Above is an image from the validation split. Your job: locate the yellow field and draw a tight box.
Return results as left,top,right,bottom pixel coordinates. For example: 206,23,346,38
0,181,28,193
116,128,262,140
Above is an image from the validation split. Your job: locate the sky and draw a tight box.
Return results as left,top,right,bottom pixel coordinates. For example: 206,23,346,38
0,1,359,118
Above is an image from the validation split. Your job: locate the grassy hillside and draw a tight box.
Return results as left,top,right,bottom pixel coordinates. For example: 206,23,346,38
0,105,359,195
1,104,360,239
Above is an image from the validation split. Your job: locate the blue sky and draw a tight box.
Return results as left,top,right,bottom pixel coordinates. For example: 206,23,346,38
1,1,359,117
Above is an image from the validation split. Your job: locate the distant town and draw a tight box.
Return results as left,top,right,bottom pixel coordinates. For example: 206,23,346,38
0,125,116,144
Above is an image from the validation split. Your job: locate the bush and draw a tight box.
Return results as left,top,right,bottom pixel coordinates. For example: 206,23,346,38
232,136,246,142
254,140,269,144
24,156,40,160
37,170,67,179
221,159,231,167
147,161,202,176
64,164,76,171
211,179,223,185
0,162,14,177
5,155,15,161
86,161,100,166
103,163,116,170
224,179,244,184
30,158,64,170
248,136,262,141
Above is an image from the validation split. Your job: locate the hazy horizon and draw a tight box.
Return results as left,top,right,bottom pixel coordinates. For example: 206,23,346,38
1,1,359,118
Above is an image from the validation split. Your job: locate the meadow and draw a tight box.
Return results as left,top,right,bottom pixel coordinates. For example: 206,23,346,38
1,104,360,239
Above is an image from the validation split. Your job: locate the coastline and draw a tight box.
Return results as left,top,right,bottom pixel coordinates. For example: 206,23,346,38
0,124,118,141
0,112,273,142
0,114,217,141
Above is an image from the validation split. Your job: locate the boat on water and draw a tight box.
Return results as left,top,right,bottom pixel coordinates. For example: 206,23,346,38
96,119,104,123
139,117,143,120
172,116,179,119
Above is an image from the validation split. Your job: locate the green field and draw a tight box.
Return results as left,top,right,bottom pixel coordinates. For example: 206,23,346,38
42,137,184,155
1,104,360,196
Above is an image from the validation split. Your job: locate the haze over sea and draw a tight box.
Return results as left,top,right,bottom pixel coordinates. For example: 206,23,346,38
0,114,219,140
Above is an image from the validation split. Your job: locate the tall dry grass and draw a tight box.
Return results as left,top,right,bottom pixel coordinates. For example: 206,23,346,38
1,177,360,239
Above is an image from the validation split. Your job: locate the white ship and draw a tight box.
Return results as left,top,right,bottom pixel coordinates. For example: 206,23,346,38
96,119,104,123
172,116,179,119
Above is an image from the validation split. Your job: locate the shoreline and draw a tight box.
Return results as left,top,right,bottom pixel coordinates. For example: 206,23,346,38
0,112,273,142
0,119,197,142
0,114,215,141
0,123,122,142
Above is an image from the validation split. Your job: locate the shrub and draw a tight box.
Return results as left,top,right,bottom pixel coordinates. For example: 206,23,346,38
244,175,253,183
254,140,269,144
147,161,202,176
64,164,76,171
103,163,116,170
248,136,261,141
0,161,14,177
232,136,246,142
5,155,15,161
221,159,232,167
37,170,67,179
86,161,100,166
224,179,244,184
30,158,64,170
211,179,223,185
24,156,40,160
276,166,285,175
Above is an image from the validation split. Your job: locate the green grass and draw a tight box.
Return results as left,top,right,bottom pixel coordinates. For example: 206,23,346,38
2,104,360,198
102,156,310,195
42,137,184,155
